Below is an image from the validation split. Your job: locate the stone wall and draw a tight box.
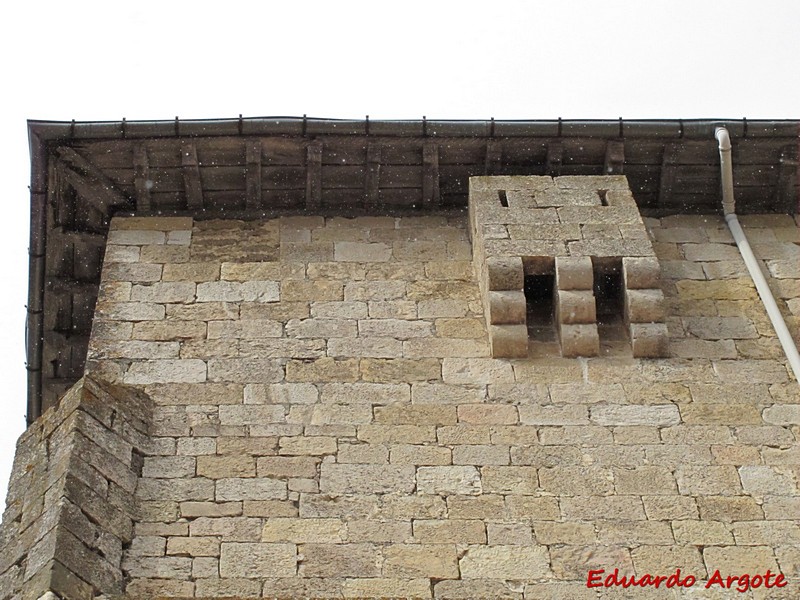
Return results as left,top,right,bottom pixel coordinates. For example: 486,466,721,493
3,179,800,598
0,376,153,600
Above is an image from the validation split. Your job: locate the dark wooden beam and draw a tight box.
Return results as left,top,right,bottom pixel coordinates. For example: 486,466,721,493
55,147,129,211
423,142,440,206
775,144,799,214
658,143,681,207
246,140,262,210
181,143,204,210
45,278,99,294
604,140,625,175
485,141,502,175
365,143,381,208
546,141,563,176
58,166,110,225
306,142,323,209
133,144,152,213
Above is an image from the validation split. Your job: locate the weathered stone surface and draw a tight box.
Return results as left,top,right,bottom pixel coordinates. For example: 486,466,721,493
763,404,800,425
676,466,743,495
96,301,165,321
631,545,706,577
739,466,798,495
630,322,670,357
124,359,206,384
486,324,527,358
188,517,262,541
383,544,459,579
484,256,524,290
518,404,588,425
590,404,681,426
361,358,441,383
279,436,338,455
215,477,287,501
683,316,759,340
413,519,486,544
556,290,597,325
260,576,345,598
197,280,280,302
417,466,482,495
614,466,678,495
459,545,550,579
219,542,296,577
389,444,450,466
539,466,613,495
487,290,526,325
320,464,415,494
299,543,381,578
703,546,779,576
482,466,537,494
196,455,255,478
625,288,666,323
261,517,344,543
208,358,285,383
434,579,523,599
342,577,431,598
623,256,661,289
559,323,599,357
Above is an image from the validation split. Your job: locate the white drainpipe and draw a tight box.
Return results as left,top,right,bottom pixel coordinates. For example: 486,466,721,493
715,126,800,383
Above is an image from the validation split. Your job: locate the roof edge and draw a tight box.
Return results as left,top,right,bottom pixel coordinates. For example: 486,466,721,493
27,117,800,141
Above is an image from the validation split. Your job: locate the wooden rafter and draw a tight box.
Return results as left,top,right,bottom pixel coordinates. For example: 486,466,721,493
776,144,799,214
55,147,129,212
133,144,152,213
181,143,204,210
422,142,440,206
365,143,381,207
659,143,680,205
485,141,502,175
246,140,262,210
604,140,625,175
546,141,563,176
306,142,323,209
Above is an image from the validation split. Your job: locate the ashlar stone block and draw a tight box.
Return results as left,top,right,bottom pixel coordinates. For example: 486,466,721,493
459,545,550,579
559,323,599,358
625,288,667,323
630,323,670,358
416,466,482,496
556,290,597,324
555,256,594,291
487,290,526,325
485,256,524,291
623,256,661,289
219,542,296,578
489,325,528,358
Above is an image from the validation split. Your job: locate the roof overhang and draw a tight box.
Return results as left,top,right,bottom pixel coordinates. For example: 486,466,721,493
25,116,800,422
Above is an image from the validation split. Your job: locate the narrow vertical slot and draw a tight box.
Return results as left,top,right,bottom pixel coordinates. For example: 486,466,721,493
524,271,555,343
592,257,627,353
498,190,509,207
597,189,609,206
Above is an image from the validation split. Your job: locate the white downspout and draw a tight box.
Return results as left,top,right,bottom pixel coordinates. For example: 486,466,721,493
715,126,800,383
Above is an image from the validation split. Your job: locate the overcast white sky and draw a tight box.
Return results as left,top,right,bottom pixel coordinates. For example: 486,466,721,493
0,0,798,506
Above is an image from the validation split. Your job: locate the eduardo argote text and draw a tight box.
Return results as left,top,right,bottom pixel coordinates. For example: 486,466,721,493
587,567,787,593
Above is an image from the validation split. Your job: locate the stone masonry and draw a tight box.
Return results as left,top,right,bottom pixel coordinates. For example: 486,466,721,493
1,185,800,599
469,176,668,359
0,376,153,600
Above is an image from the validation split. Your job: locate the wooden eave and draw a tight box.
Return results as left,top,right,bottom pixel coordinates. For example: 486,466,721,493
25,116,800,423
